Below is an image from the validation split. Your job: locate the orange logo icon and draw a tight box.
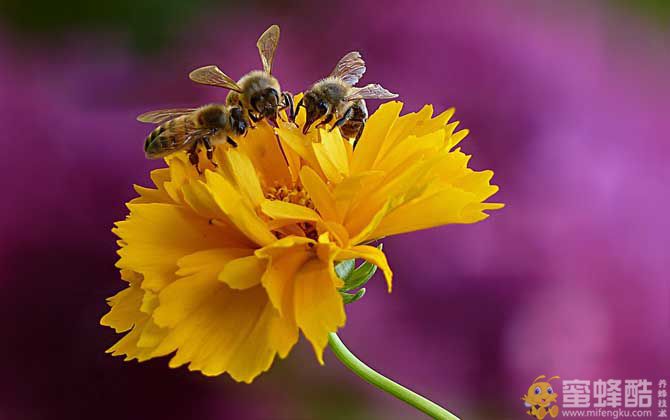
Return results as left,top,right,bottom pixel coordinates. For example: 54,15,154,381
522,375,560,419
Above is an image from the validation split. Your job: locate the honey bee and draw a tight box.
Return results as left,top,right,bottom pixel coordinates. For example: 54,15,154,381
137,104,248,172
188,25,293,125
298,51,398,146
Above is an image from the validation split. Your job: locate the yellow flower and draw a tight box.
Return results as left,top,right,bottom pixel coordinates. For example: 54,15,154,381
101,99,503,383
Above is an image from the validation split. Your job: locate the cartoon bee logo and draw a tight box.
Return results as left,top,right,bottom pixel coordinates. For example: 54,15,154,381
522,375,560,419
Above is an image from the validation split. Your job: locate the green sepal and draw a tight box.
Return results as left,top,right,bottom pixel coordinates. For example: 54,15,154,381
341,260,378,292
334,259,355,280
334,244,383,305
340,288,366,304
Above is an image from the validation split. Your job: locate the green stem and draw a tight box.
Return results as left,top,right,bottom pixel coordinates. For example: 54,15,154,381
328,332,460,420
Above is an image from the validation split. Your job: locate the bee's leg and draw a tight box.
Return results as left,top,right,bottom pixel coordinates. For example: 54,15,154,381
249,112,262,123
188,143,201,174
330,106,354,132
202,135,218,167
244,111,259,129
352,121,365,149
315,113,334,129
280,91,294,122
294,98,304,118
226,136,238,147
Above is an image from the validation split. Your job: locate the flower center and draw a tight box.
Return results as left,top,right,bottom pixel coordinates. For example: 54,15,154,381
265,184,318,240
265,184,314,208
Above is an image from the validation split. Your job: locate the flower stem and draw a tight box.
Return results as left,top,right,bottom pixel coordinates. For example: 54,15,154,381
327,332,460,420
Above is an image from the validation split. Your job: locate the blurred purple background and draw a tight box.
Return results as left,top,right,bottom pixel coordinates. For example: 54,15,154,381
1,0,668,419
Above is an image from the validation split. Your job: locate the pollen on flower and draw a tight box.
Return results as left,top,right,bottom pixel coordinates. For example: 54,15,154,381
264,183,319,240
265,184,315,209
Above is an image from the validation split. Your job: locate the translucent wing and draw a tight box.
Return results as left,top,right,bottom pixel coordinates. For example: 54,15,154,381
145,119,210,158
257,24,280,74
345,84,399,101
189,65,242,91
137,108,196,124
329,51,366,86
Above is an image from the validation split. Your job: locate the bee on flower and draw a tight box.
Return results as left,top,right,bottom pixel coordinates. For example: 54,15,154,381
102,26,502,408
297,51,398,146
102,90,503,382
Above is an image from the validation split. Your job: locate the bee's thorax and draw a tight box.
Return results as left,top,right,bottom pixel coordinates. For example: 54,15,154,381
196,105,228,129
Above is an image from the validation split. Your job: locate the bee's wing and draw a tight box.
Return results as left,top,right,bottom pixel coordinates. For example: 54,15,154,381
329,51,366,86
137,108,196,124
189,65,242,92
345,84,399,101
257,24,280,74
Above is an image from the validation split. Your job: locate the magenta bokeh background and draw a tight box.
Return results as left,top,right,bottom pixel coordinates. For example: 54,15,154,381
1,1,668,419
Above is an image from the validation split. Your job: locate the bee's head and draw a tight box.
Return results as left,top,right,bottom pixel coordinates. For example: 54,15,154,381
228,107,248,136
301,91,329,134
251,88,279,124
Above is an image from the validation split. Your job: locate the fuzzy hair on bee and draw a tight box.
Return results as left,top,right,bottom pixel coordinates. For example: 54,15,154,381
188,25,294,125
137,104,248,172
299,51,398,147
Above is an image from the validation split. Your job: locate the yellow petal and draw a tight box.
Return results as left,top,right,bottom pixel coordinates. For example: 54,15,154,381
348,200,392,245
100,281,143,333
376,130,445,174
312,128,350,183
238,121,293,185
150,242,299,382
320,129,350,176
140,289,159,314
275,125,323,172
255,237,313,317
299,166,339,222
182,179,257,247
219,255,266,289
313,141,343,183
106,316,168,362
225,150,265,207
204,171,276,246
332,170,384,223
181,178,225,219
261,199,322,222
343,160,426,237
336,245,393,292
294,259,346,364
384,105,455,154
153,285,297,383
136,318,167,348
150,167,171,189
321,220,350,248
102,271,170,362
376,104,434,162
351,101,403,174
163,156,199,203
114,203,231,291
451,169,501,202
371,187,484,238
153,248,250,327
448,128,469,150
132,184,171,204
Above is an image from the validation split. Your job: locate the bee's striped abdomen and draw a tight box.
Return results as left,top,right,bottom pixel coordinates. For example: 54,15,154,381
144,116,194,158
